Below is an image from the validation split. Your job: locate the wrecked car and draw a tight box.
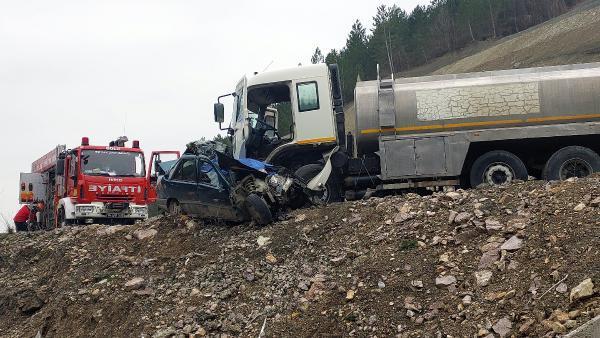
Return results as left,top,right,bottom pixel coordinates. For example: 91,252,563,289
155,141,308,225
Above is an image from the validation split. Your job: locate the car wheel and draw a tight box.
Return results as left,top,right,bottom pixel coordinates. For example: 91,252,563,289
245,193,273,226
470,150,528,187
168,200,181,215
295,164,342,205
543,146,600,181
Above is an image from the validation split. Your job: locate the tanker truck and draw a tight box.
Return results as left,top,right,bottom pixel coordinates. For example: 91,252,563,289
213,63,600,202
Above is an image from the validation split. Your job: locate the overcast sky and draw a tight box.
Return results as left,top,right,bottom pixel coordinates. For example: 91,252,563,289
0,0,430,230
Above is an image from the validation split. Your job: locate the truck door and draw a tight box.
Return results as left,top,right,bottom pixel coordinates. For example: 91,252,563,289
232,79,248,159
291,75,336,145
147,150,181,203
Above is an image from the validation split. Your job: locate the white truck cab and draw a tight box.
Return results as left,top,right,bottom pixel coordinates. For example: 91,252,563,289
217,64,340,161
214,64,346,203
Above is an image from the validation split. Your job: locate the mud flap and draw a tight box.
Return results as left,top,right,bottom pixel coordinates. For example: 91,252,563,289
307,147,339,191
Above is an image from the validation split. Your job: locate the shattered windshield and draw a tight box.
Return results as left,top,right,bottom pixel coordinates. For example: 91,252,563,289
81,150,145,177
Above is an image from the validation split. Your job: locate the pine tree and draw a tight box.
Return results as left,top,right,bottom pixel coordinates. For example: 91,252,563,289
312,0,580,104
325,49,340,65
310,47,324,64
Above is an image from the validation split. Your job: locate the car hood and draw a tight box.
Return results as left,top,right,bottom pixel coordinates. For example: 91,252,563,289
216,152,273,180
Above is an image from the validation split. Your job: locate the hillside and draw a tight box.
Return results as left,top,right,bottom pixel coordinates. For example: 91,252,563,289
1,176,599,337
432,0,600,75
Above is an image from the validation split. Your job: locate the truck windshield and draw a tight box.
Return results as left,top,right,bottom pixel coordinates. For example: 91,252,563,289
81,150,145,177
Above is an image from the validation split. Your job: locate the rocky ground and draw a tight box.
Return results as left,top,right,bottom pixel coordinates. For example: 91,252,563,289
1,176,599,338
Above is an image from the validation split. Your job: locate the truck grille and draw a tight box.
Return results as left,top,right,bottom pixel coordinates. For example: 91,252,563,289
96,194,133,202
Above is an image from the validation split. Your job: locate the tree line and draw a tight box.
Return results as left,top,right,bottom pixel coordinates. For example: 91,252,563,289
312,0,585,101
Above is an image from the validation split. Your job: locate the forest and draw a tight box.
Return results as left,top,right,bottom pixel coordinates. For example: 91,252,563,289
311,0,587,101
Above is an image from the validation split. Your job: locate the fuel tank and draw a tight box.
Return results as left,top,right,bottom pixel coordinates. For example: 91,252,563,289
350,63,600,156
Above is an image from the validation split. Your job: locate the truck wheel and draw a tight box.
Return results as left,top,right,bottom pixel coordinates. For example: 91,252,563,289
295,164,342,205
543,146,600,181
470,150,528,187
168,200,181,215
245,193,273,226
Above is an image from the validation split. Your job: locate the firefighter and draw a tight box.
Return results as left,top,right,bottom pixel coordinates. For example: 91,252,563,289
13,203,33,232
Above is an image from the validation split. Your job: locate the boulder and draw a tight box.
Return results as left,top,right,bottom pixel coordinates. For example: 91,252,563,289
570,278,594,303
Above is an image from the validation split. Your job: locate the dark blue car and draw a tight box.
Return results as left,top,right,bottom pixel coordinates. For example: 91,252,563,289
155,152,303,225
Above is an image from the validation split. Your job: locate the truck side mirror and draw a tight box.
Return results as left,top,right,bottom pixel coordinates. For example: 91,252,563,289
56,159,65,176
214,103,225,123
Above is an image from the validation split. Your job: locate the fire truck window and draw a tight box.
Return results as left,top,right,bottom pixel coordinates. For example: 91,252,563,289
296,82,320,112
171,158,196,182
81,151,145,177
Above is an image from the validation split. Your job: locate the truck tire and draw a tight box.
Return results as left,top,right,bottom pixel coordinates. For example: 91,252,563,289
543,146,600,181
168,200,181,215
245,193,273,226
470,150,528,187
295,164,342,205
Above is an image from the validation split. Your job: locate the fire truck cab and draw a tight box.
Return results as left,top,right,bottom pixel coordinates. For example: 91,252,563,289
19,136,175,227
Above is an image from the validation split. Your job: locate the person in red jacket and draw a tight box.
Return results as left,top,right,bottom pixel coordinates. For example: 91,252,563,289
13,204,32,232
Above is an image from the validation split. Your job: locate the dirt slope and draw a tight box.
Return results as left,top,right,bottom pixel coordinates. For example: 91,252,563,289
1,176,599,337
433,0,600,75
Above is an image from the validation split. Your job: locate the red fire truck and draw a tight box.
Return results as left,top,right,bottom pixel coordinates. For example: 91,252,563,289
19,136,178,227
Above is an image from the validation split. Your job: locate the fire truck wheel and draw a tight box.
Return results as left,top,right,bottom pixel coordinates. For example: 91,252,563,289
470,150,528,187
168,200,181,215
543,146,600,181
295,164,343,205
245,194,273,226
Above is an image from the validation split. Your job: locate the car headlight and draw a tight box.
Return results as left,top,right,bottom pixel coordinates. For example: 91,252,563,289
268,174,290,188
268,174,294,194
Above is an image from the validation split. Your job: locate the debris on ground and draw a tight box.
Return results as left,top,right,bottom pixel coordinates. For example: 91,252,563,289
0,176,599,337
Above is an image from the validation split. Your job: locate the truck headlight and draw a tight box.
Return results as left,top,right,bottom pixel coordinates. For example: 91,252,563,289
132,206,148,216
77,206,95,213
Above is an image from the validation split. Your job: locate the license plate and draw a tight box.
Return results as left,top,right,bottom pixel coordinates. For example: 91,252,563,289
107,213,122,218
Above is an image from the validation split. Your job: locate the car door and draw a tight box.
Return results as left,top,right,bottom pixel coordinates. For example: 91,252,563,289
196,160,239,221
166,156,198,215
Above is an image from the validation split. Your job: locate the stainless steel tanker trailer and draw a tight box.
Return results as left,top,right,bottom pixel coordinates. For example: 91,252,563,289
213,62,600,202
